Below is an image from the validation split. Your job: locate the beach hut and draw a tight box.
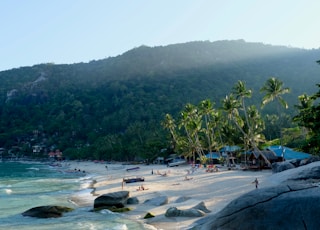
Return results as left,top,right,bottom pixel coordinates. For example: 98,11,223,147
248,150,278,169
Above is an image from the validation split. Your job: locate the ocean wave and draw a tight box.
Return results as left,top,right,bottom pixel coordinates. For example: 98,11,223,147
26,167,40,171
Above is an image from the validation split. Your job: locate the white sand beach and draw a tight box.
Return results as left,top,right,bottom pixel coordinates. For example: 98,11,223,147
68,161,273,230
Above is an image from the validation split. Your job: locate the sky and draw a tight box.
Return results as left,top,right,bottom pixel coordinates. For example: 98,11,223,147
1,0,320,71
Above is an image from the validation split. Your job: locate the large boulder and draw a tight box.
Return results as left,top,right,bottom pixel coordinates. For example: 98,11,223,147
271,161,295,173
195,162,320,229
94,191,129,209
197,183,320,230
270,161,320,184
22,205,73,218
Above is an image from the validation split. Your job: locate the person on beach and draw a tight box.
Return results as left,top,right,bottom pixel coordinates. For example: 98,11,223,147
252,178,259,189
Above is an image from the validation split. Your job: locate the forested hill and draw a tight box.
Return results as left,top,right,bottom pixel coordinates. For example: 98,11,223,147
0,40,319,160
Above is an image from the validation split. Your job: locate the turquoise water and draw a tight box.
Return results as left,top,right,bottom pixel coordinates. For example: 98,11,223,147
0,161,150,230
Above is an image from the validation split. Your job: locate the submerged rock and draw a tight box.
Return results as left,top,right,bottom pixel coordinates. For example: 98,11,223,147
22,205,73,218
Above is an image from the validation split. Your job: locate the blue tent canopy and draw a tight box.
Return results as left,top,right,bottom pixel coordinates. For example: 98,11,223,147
265,145,310,160
205,152,220,159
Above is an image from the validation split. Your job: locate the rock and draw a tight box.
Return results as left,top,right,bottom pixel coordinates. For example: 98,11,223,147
22,205,73,218
94,191,129,209
197,183,320,230
288,158,301,167
191,201,211,213
127,197,139,204
106,207,131,212
175,196,191,203
144,196,168,206
144,212,155,219
271,161,295,173
300,156,320,166
165,207,205,217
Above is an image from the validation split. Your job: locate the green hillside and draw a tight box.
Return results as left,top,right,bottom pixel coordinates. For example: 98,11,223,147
0,40,319,160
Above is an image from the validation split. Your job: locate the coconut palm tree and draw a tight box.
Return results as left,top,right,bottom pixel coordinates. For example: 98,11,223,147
260,77,290,159
260,77,290,109
198,99,216,161
179,103,205,164
162,113,178,150
222,93,270,166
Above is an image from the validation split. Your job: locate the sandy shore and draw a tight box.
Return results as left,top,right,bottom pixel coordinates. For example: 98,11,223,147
67,161,272,230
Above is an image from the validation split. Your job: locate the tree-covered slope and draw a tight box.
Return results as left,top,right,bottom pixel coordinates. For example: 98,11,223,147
0,40,319,160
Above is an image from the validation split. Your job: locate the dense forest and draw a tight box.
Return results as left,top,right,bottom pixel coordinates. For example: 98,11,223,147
0,40,319,161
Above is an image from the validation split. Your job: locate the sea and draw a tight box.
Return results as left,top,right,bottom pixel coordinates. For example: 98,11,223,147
0,161,152,230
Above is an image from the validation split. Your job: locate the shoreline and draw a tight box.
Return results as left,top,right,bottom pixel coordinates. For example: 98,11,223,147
66,161,272,230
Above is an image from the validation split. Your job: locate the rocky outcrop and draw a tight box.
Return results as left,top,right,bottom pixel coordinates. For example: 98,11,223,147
195,162,320,230
197,183,320,230
22,205,73,218
94,191,129,209
272,161,295,173
272,156,320,173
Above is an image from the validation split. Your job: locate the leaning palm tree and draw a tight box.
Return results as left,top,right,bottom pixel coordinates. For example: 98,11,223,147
260,77,290,159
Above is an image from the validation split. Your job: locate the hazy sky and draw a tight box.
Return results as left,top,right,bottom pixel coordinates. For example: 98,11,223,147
1,0,319,71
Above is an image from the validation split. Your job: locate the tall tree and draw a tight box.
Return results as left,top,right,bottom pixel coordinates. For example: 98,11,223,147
260,77,290,158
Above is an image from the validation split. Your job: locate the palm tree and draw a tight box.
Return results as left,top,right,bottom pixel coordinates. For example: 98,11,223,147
162,114,178,150
260,77,290,109
232,81,254,147
222,94,247,141
222,93,270,166
179,103,205,164
198,99,216,161
260,77,290,159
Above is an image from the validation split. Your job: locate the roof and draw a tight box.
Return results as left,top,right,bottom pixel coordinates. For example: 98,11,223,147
249,150,278,161
220,146,241,152
265,145,310,160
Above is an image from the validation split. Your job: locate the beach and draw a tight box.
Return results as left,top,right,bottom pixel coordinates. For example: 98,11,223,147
67,161,272,230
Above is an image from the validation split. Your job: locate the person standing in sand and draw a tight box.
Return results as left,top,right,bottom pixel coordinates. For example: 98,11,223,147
252,178,259,189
